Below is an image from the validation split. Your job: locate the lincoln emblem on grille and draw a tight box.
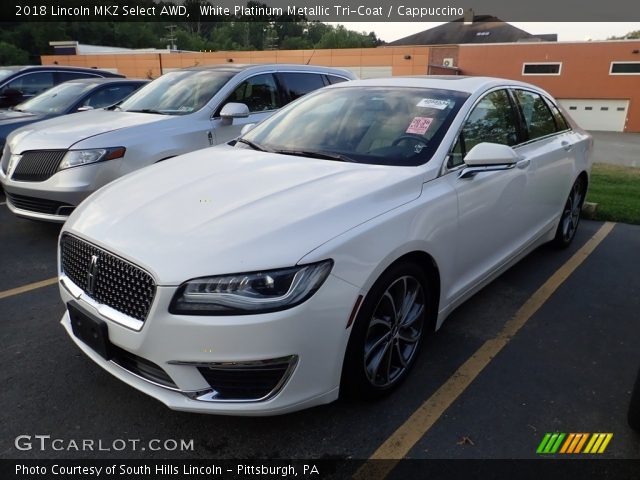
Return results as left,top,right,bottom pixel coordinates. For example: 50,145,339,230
86,254,99,295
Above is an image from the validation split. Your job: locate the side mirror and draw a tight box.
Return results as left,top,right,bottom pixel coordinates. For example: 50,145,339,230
459,143,520,179
220,102,250,120
2,88,23,98
76,106,94,112
240,123,257,136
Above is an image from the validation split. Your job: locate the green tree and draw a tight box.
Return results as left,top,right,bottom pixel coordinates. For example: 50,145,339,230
0,41,29,65
315,25,377,49
608,30,640,39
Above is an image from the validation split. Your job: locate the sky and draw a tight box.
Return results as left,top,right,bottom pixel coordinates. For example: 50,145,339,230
335,22,640,43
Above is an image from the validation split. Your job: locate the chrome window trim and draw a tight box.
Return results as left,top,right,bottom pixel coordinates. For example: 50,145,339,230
0,69,102,90
440,85,573,177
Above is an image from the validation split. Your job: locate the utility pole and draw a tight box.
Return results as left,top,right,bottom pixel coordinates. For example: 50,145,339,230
163,24,178,50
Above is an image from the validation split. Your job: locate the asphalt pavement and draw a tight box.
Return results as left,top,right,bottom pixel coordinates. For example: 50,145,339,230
0,190,639,464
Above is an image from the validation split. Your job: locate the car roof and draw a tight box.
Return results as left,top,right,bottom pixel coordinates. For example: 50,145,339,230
181,63,354,76
329,76,544,94
63,77,149,86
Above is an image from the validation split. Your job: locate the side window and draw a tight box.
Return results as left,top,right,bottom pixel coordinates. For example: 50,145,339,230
514,90,558,140
58,71,99,83
278,73,325,101
4,72,55,96
448,89,517,168
326,75,348,85
544,98,570,131
225,74,280,113
81,85,138,109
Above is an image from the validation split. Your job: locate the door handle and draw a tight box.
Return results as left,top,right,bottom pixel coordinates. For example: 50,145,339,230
516,158,530,169
561,140,573,152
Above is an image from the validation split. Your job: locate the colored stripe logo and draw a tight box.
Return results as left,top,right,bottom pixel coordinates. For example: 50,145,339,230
537,433,613,454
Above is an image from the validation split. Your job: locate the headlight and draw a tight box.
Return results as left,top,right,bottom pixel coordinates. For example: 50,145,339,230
58,147,125,171
170,260,333,315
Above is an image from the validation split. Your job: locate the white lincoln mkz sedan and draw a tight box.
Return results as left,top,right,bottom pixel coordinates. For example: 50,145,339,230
58,76,592,415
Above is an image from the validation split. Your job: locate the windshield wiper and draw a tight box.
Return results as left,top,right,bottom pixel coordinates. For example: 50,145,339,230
10,107,26,113
125,108,169,115
274,149,357,163
236,138,273,153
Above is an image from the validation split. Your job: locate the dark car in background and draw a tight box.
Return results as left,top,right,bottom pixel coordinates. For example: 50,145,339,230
0,78,148,149
0,65,124,109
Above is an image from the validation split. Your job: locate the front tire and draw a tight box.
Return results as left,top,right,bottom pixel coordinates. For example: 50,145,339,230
553,175,586,248
628,367,640,431
341,261,431,400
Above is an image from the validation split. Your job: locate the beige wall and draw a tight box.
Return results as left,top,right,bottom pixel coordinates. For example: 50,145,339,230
41,46,430,79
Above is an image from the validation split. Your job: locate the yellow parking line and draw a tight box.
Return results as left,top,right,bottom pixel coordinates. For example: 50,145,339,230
354,222,615,479
0,277,58,300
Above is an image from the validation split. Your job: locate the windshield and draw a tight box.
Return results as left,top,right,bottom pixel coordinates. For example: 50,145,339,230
15,82,95,114
241,86,469,166
120,70,234,115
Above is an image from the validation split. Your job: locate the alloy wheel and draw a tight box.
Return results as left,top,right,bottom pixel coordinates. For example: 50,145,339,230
363,275,425,388
561,177,584,243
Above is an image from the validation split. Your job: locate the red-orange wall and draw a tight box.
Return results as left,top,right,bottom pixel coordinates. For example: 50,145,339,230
457,41,640,132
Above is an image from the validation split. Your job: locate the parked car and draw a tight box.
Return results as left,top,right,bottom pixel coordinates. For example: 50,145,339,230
0,65,123,109
56,76,592,415
0,64,355,222
0,78,148,151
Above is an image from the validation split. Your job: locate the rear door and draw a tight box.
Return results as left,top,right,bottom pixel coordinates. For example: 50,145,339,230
511,88,576,233
275,72,327,103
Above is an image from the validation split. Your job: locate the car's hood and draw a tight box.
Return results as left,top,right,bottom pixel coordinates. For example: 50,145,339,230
0,110,47,134
0,109,43,121
7,110,172,152
65,148,424,284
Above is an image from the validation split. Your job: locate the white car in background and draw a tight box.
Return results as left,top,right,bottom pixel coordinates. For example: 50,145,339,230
0,64,354,222
57,76,592,415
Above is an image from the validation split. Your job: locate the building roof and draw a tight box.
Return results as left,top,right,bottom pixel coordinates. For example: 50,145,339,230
389,13,556,45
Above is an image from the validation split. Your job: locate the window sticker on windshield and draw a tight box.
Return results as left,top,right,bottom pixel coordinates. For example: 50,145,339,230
406,117,433,135
416,98,450,110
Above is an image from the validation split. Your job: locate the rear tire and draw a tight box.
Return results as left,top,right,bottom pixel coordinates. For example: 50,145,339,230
553,175,586,248
340,261,431,400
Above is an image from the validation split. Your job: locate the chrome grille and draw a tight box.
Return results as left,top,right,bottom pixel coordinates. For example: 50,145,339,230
12,150,66,182
60,234,156,322
6,192,73,215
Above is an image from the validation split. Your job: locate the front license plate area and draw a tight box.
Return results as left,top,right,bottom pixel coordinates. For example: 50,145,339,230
68,302,113,360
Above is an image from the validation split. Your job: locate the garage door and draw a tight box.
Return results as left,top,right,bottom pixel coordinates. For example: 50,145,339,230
558,99,629,132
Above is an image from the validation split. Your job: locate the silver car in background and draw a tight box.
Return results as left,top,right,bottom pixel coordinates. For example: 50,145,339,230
0,64,355,222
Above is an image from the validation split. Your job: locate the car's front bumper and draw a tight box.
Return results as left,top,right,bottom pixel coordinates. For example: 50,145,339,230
0,159,122,222
59,272,360,415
